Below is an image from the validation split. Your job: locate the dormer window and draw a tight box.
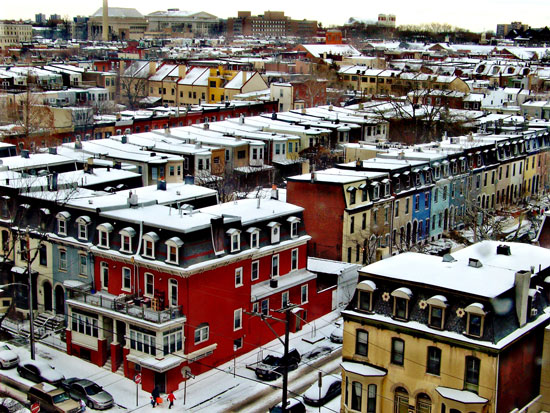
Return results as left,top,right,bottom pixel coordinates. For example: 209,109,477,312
247,227,260,248
427,295,447,329
56,211,71,236
465,303,486,338
226,228,241,253
166,237,183,264
359,183,368,201
76,216,91,241
142,232,159,259
382,179,390,196
372,183,380,200
434,166,441,179
287,216,301,238
391,288,412,321
267,222,281,244
119,227,136,253
96,223,113,248
347,186,356,204
357,280,376,312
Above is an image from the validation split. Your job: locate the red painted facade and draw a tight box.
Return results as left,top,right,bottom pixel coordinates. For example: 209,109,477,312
287,179,345,261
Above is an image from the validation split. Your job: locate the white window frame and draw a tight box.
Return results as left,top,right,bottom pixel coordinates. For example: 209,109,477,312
194,324,209,344
56,211,70,236
145,272,154,298
291,248,299,271
301,285,308,304
235,267,243,287
268,222,281,244
76,216,90,241
122,267,132,292
142,232,159,259
165,237,183,265
251,260,259,281
168,278,178,307
119,227,136,253
287,216,301,238
261,299,269,315
227,229,241,253
282,291,289,308
58,249,67,271
249,228,260,249
234,308,243,331
96,223,113,249
271,254,279,277
100,262,109,290
78,254,87,276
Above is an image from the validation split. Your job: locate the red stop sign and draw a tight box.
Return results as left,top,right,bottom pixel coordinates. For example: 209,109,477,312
31,402,40,413
134,373,142,384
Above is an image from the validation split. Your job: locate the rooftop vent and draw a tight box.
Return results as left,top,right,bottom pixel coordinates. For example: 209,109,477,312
21,149,30,158
270,278,278,288
442,254,456,263
496,244,511,256
468,258,483,268
121,135,128,144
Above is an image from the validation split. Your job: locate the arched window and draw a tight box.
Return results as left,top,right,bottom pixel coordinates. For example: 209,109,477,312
394,387,409,413
416,393,432,413
142,232,159,259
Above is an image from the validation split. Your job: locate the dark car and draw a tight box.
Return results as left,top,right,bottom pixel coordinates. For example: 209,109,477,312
303,375,342,406
269,398,306,413
17,360,64,387
61,378,114,410
302,346,333,361
255,348,301,381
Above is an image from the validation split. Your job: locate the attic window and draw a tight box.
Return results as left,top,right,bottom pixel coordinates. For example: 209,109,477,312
267,222,281,244
119,227,136,253
357,280,376,312
226,228,241,252
391,287,412,321
427,295,447,329
166,237,183,264
142,232,159,259
76,216,91,240
56,211,71,236
287,216,301,238
465,303,486,338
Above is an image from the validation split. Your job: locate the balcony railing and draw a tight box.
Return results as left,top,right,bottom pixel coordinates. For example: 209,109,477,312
69,290,184,324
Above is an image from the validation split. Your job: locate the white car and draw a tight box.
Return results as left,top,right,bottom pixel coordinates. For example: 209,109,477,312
0,342,20,369
329,324,343,344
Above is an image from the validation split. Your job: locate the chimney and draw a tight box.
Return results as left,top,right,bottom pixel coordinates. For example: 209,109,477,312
157,179,166,191
496,244,511,256
271,184,278,200
242,71,247,87
149,61,156,76
515,270,531,327
311,172,316,183
178,64,186,78
102,0,108,42
257,197,261,209
121,135,127,144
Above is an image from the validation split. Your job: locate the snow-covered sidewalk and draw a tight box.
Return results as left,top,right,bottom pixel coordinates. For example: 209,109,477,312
2,309,343,412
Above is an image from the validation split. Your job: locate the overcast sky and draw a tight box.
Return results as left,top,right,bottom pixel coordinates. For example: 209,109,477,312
3,0,550,33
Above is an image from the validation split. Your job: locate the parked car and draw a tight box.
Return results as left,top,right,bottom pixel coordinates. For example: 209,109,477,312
269,398,306,413
0,342,20,369
28,383,80,413
0,396,30,413
302,346,333,361
255,348,301,381
303,375,342,406
329,324,343,344
61,378,114,410
17,359,64,386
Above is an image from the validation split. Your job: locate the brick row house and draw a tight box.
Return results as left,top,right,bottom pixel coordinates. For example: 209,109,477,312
0,176,333,393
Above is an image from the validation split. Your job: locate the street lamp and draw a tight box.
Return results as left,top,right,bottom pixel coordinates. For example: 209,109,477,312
0,282,36,360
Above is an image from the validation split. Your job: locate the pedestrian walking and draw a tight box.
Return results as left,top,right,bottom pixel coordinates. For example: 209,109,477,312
167,391,176,409
151,386,160,408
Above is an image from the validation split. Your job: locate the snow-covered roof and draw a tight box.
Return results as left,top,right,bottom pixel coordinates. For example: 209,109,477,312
289,168,386,184
224,71,253,90
308,257,359,275
300,44,362,58
341,361,386,377
91,7,144,18
435,387,488,404
361,241,550,299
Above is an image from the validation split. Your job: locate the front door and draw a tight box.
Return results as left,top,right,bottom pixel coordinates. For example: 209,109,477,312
43,281,52,312
154,372,166,393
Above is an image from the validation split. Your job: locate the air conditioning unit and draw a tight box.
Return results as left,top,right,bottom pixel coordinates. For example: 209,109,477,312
531,308,538,317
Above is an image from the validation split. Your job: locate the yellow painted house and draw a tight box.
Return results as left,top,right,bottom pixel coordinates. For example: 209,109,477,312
341,241,550,413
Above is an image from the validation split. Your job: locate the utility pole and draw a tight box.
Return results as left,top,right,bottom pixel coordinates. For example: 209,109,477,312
246,303,300,413
26,227,36,360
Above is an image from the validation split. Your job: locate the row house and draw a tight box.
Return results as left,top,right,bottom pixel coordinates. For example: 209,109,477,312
340,241,550,413
54,197,333,393
287,168,389,265
288,129,550,265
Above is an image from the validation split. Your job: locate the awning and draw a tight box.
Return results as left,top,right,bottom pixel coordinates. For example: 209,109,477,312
435,387,488,404
341,361,387,377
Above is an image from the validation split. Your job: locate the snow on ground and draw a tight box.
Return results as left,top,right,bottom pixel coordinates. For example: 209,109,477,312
2,309,344,412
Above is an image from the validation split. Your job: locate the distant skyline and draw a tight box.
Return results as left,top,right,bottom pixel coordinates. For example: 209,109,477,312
3,0,550,33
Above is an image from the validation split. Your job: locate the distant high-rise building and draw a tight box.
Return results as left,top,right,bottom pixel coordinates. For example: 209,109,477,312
35,13,46,24
496,21,529,37
377,13,396,27
49,14,62,22
227,11,317,39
